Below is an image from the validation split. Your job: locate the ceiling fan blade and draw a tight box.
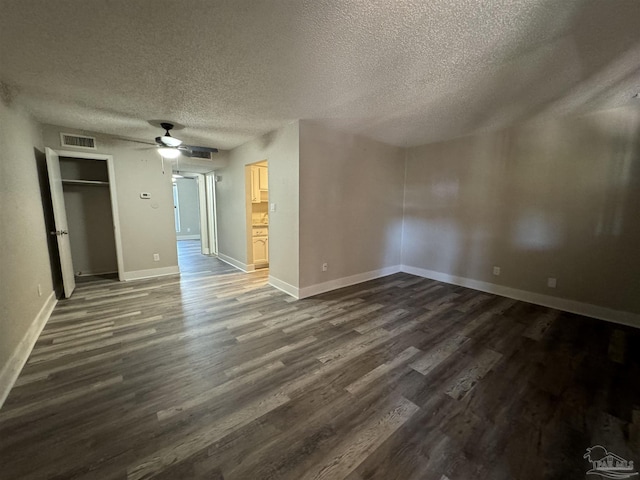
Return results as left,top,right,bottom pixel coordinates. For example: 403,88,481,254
183,144,219,153
147,122,218,156
118,137,158,146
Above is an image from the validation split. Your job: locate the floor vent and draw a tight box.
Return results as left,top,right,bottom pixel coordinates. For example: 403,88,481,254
60,133,97,149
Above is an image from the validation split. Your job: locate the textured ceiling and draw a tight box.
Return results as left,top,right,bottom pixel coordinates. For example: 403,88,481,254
1,0,640,152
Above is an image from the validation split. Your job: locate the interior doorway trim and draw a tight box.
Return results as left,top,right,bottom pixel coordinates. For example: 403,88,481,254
55,149,125,281
205,172,218,256
196,174,209,255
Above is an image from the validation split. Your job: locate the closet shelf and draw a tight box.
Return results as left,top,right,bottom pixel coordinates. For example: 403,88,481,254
62,179,109,186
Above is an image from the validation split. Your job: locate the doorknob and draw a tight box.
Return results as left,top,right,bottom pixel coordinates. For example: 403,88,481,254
50,230,69,236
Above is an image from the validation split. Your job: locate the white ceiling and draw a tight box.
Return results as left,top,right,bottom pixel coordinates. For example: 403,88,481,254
1,0,640,151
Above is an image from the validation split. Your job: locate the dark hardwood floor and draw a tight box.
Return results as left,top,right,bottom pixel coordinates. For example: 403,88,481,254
1,240,639,479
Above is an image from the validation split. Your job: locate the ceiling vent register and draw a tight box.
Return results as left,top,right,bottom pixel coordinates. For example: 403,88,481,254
189,150,212,159
60,133,96,149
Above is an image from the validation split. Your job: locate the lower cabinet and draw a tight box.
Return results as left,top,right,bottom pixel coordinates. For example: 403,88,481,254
253,236,268,265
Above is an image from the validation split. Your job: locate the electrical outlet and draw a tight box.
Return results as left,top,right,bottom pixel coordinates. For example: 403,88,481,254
322,262,328,272
153,253,160,262
37,284,42,297
492,266,501,276
547,277,557,288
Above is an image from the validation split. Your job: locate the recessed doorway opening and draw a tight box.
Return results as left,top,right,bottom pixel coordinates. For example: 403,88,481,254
245,160,269,270
172,171,218,260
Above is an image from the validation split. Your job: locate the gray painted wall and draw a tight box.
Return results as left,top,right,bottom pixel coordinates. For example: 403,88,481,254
402,106,640,314
0,96,51,375
216,122,299,288
299,121,405,288
41,125,179,274
63,183,118,275
174,177,200,240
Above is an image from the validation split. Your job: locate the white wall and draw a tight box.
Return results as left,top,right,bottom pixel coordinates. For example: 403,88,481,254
174,177,200,240
402,106,640,315
299,121,405,293
0,93,53,396
216,122,299,289
41,125,179,277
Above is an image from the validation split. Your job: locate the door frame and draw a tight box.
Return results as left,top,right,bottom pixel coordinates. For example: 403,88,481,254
55,149,125,281
174,172,218,256
245,160,268,269
196,174,209,255
205,172,218,256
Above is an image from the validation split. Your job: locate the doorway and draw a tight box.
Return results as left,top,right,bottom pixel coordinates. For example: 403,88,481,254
173,175,201,241
245,161,269,270
172,172,218,258
45,148,124,298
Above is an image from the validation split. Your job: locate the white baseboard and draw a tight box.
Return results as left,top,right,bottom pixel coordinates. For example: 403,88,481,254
217,253,255,273
0,291,57,409
298,265,402,299
401,265,640,329
177,235,201,240
122,266,180,281
269,276,300,298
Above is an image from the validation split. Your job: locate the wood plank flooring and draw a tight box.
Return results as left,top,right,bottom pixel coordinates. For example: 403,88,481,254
1,240,639,479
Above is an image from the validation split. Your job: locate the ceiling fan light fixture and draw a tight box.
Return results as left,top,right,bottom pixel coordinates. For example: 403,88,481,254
158,147,181,159
160,135,182,147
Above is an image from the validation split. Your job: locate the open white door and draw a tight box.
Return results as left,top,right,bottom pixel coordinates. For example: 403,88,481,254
45,147,76,298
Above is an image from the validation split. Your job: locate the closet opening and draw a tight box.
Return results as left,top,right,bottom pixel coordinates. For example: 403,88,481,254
45,147,124,297
59,156,119,283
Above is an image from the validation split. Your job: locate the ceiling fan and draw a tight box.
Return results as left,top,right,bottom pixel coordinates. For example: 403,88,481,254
154,122,218,159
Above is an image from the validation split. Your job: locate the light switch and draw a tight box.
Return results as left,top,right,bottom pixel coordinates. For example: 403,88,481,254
270,203,276,212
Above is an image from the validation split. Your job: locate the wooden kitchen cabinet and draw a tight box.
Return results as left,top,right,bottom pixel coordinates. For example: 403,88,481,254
258,166,268,191
251,166,268,203
253,236,268,265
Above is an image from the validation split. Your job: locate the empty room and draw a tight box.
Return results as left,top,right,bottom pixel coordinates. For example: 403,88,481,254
1,1,639,479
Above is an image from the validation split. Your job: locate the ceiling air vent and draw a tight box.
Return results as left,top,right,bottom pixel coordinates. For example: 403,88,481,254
190,150,212,159
60,133,96,149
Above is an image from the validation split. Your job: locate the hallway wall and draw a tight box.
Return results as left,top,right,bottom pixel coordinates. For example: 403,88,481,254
0,91,53,403
215,122,299,291
174,177,200,240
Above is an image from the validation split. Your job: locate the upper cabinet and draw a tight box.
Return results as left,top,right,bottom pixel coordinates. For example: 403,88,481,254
258,166,268,191
250,165,269,203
